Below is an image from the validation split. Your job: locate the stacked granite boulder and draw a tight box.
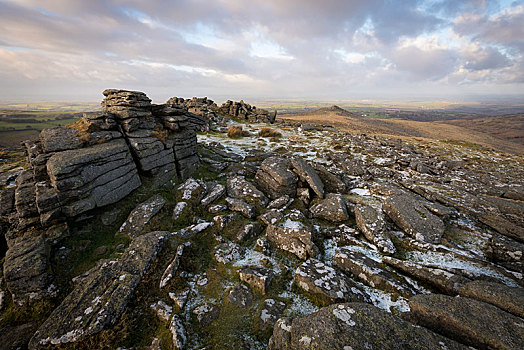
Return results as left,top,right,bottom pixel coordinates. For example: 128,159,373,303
166,96,219,129
219,100,277,124
1,89,200,305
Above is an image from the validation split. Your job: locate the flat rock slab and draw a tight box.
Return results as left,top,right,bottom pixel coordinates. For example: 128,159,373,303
459,280,524,318
310,193,349,222
294,258,367,306
290,156,324,199
200,183,225,207
227,175,267,204
383,257,470,295
409,294,524,350
383,194,444,244
334,248,415,297
29,231,168,349
268,303,467,350
354,204,396,254
255,157,298,199
266,223,318,260
118,194,166,238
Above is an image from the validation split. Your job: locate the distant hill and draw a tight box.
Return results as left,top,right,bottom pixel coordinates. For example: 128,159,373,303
306,105,355,117
442,114,523,146
281,108,524,155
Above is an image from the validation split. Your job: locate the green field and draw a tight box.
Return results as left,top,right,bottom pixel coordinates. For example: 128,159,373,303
0,109,86,147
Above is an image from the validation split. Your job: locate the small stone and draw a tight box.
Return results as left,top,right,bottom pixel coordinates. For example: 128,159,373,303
214,242,244,264
169,289,191,310
259,209,284,226
172,202,188,221
260,299,287,331
310,193,349,222
225,197,255,218
213,213,238,230
240,266,274,294
228,284,254,307
150,300,173,322
93,245,108,256
294,258,367,305
208,204,228,213
201,183,226,207
118,194,166,238
192,303,220,327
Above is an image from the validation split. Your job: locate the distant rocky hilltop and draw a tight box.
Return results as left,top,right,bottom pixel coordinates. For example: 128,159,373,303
0,90,522,350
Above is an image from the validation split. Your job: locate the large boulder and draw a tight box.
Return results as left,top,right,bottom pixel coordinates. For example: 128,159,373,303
29,231,168,349
383,194,445,244
290,156,324,199
255,157,298,199
266,221,318,260
354,204,395,254
408,294,524,350
311,163,346,194
268,303,467,350
227,175,267,205
294,259,366,305
310,193,349,222
3,235,54,305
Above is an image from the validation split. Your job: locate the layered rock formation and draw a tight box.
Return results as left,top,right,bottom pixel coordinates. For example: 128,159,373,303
1,89,200,305
219,99,277,123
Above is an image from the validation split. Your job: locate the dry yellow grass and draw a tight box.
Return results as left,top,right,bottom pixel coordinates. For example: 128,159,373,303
282,111,524,155
227,125,250,138
258,127,282,138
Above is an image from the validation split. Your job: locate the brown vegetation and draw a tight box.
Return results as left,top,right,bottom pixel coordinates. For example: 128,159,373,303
258,127,282,138
227,125,250,138
281,110,524,155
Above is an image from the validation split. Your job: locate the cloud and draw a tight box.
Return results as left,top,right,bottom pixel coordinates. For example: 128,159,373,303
0,0,522,101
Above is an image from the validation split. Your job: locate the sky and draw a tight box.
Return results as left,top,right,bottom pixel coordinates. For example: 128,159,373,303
0,0,523,103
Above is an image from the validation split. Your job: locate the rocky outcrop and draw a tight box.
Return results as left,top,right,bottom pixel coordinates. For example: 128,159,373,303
1,89,200,305
29,231,168,349
408,294,524,350
103,89,199,183
166,95,218,130
383,194,445,244
219,100,277,123
269,303,466,350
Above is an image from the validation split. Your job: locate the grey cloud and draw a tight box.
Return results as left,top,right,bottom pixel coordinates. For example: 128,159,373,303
390,46,459,80
463,46,511,70
453,5,524,51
